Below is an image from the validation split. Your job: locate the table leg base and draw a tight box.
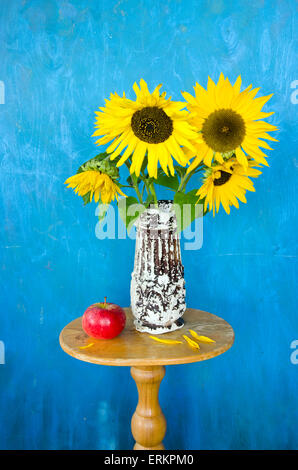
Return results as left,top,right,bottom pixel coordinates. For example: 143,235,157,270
133,443,165,450
131,366,166,450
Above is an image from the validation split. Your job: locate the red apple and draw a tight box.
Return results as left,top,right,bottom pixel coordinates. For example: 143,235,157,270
82,299,126,339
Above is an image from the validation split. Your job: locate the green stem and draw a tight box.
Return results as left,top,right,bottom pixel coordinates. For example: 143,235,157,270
141,182,146,199
132,176,143,203
179,165,205,192
149,182,158,205
180,172,194,192
124,161,143,204
140,170,151,198
177,173,188,193
140,170,158,204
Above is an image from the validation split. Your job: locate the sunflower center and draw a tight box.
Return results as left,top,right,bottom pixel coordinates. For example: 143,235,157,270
131,106,173,144
213,170,232,186
202,109,246,152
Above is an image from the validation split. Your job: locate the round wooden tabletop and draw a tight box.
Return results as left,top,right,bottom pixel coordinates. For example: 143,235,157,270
59,308,234,367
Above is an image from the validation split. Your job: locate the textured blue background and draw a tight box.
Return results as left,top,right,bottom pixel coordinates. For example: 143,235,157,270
0,0,297,450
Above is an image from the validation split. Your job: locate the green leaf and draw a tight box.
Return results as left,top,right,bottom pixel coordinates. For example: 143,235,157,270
174,165,188,178
118,197,146,232
173,190,203,232
76,153,111,206
127,174,142,186
155,169,179,191
144,194,154,207
140,156,148,174
130,172,141,186
77,152,109,174
184,188,199,197
117,182,131,189
96,202,109,227
82,192,91,205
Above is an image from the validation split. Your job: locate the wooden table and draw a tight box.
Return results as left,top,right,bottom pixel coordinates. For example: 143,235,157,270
59,308,234,450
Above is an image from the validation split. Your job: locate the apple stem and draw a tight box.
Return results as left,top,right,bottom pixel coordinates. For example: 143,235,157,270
104,296,107,306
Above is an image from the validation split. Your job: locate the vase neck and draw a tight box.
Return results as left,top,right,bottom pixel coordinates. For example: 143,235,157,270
136,200,177,232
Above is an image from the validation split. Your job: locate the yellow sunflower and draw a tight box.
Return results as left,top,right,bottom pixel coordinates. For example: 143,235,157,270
92,79,201,178
182,74,278,172
197,159,262,215
64,170,126,205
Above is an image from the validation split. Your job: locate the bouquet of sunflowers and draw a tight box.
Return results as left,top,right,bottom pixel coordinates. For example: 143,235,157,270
65,75,277,227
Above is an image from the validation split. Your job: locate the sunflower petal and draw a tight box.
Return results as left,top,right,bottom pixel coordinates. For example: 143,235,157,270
189,330,215,343
149,336,182,345
183,335,200,350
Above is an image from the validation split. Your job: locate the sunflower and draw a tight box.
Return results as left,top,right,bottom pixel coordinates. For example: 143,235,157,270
197,159,262,215
64,170,126,204
182,74,278,172
92,79,201,178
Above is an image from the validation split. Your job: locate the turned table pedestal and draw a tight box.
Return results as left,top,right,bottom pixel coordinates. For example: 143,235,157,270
59,308,234,450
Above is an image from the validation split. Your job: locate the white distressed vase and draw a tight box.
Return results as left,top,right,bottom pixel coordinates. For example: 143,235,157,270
130,200,186,334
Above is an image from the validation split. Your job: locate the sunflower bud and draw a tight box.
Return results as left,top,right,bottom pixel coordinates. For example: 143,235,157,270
81,154,120,181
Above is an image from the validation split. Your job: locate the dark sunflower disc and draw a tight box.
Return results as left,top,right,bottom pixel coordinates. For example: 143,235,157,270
202,108,246,152
213,170,233,186
131,106,173,144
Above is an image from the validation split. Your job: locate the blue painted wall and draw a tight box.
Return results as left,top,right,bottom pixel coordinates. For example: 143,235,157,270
0,0,297,450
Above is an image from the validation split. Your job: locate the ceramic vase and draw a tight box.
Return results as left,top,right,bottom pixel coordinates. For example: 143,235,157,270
130,200,186,334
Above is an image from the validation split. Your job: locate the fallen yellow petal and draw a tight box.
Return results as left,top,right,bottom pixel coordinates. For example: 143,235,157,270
183,335,200,350
189,330,215,343
149,336,183,345
79,343,94,349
